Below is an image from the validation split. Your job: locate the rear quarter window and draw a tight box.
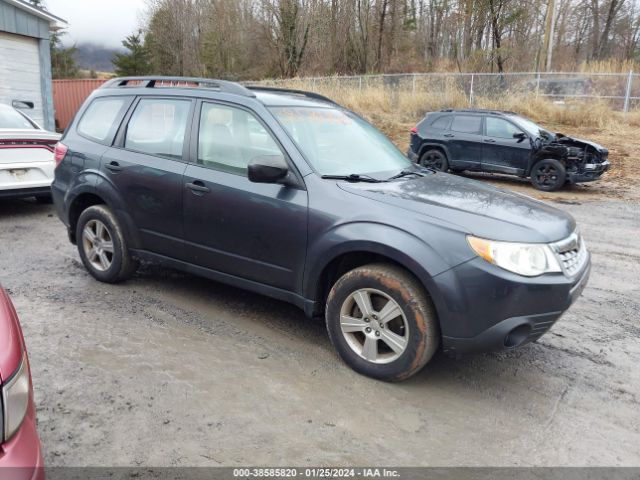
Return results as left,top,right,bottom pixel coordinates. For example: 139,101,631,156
77,97,131,144
451,115,482,134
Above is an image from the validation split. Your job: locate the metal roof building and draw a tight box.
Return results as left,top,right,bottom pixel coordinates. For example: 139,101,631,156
0,0,66,130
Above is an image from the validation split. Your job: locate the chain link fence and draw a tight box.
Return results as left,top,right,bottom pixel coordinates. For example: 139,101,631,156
259,71,640,113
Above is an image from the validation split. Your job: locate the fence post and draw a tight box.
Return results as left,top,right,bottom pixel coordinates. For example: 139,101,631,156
469,74,474,107
536,72,541,97
623,70,633,115
359,76,362,91
412,73,416,95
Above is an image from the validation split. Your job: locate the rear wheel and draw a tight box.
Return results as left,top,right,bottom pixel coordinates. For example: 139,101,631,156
76,205,138,283
326,264,440,381
530,159,566,191
419,149,449,172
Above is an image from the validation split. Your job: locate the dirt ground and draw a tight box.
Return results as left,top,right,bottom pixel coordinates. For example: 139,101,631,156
0,173,639,466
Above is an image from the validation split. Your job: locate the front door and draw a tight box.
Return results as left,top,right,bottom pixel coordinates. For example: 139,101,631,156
482,116,531,174
100,97,193,258
183,101,308,292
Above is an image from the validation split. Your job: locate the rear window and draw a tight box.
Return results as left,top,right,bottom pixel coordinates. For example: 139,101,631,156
451,115,482,134
430,115,451,130
0,105,36,129
77,97,131,144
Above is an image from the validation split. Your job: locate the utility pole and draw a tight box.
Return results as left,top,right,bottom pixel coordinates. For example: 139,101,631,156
541,0,557,72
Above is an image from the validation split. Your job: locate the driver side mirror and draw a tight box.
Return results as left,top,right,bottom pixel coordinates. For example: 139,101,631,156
513,132,527,142
248,154,289,184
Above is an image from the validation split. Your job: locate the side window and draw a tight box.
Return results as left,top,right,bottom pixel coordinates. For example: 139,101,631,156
77,97,130,144
198,103,283,175
431,115,451,130
124,98,191,160
486,117,523,139
450,115,482,134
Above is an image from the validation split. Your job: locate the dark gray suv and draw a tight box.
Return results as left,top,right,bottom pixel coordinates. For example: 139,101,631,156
51,77,591,381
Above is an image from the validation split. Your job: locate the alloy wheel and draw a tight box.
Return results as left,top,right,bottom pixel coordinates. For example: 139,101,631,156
422,151,445,170
339,288,409,364
82,219,114,272
536,164,558,187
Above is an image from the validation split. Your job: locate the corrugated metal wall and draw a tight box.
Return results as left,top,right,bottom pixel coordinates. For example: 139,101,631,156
52,79,106,131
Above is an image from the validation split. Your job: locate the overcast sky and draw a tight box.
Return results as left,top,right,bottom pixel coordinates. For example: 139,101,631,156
45,0,149,48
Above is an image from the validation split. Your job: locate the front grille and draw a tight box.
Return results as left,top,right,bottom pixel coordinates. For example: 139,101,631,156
551,231,588,277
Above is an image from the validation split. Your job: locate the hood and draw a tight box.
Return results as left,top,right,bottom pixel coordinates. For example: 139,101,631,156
338,173,575,243
0,287,25,382
554,133,608,154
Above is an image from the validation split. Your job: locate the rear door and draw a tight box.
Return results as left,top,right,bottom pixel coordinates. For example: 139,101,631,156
182,100,308,291
482,116,531,174
446,115,483,169
100,96,194,259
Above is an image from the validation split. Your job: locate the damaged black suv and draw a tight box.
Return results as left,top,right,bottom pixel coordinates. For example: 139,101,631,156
408,109,610,191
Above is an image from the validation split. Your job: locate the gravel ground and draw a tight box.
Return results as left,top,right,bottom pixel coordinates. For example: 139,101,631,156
0,193,638,467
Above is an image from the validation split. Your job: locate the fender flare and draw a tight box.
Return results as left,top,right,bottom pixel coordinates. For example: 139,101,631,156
303,222,452,321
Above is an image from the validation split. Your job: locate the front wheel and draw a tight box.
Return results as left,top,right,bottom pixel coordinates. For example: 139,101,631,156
76,205,138,283
325,264,440,381
419,149,449,172
530,159,566,191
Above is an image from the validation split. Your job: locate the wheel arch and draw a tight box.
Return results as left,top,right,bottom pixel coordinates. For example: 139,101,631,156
418,143,450,161
305,240,447,329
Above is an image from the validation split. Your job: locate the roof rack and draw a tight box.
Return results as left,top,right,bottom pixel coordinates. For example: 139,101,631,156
100,77,256,98
245,86,338,105
439,108,517,115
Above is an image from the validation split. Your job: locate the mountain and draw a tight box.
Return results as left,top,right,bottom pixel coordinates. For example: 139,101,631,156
73,43,124,73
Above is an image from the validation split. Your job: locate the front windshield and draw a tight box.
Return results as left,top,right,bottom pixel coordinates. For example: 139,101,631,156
509,115,553,140
0,105,36,129
270,106,411,176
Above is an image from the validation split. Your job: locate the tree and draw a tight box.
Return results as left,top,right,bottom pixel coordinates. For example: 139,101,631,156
112,31,152,76
50,31,79,79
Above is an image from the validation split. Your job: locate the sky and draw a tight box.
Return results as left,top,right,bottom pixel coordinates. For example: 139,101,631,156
45,0,148,48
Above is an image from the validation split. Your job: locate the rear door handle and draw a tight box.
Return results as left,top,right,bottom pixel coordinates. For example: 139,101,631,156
105,161,123,172
444,133,455,138
186,180,210,194
484,138,496,143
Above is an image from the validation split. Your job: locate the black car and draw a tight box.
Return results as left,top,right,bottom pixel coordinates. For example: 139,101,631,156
408,109,610,191
52,77,590,381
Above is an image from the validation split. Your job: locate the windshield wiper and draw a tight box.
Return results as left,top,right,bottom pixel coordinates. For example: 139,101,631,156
321,174,385,183
387,170,425,180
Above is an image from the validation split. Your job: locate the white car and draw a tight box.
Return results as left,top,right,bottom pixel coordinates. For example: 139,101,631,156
0,103,60,202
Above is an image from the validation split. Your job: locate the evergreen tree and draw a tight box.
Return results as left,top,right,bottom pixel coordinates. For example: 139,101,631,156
112,31,152,76
50,31,80,79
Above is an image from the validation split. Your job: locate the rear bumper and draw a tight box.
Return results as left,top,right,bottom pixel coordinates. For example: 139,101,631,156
437,255,591,355
0,186,51,199
567,160,610,184
0,404,44,480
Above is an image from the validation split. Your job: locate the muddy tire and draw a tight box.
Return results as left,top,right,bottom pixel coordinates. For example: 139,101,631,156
325,263,440,381
530,159,566,191
419,149,449,172
76,205,138,283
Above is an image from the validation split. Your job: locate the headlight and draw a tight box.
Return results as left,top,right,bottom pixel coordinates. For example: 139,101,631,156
467,236,562,277
2,353,30,442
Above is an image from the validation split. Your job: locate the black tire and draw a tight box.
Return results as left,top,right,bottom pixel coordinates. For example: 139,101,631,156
35,194,53,204
325,263,440,381
530,159,566,191
419,149,449,172
76,204,138,283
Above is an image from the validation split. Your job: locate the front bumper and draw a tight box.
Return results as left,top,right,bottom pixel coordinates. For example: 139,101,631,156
0,402,44,480
567,160,610,183
435,254,591,355
0,186,51,199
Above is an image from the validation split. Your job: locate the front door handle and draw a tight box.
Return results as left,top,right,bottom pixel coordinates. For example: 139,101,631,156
105,161,123,172
186,180,210,194
444,133,455,138
484,138,496,143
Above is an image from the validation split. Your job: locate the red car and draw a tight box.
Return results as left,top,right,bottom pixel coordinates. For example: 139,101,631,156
0,287,44,479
